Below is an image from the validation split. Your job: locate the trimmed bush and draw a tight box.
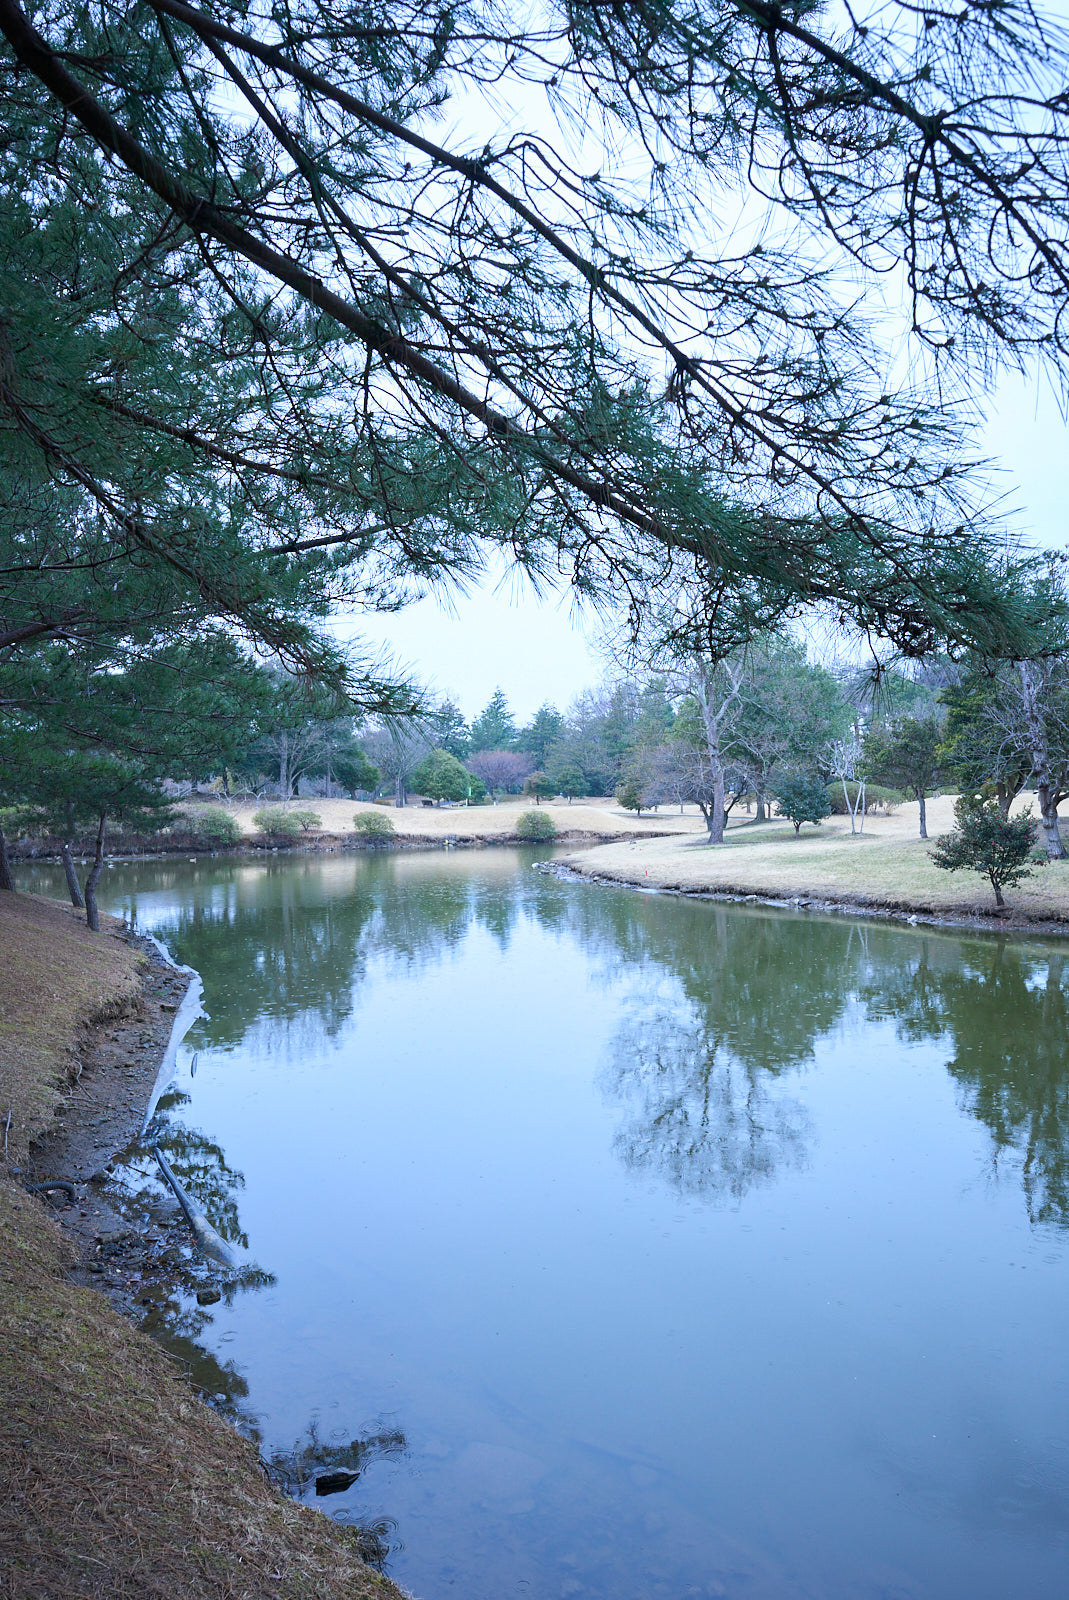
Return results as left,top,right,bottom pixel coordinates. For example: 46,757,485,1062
252,807,303,838
825,781,903,816
516,809,556,841
191,808,243,847
353,809,395,839
289,808,322,831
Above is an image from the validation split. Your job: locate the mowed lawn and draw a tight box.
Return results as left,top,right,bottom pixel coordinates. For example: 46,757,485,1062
205,794,705,839
564,793,1069,923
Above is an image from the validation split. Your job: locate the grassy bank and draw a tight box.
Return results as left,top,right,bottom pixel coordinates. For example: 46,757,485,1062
0,891,407,1600
183,793,699,844
562,793,1069,927
0,892,143,1165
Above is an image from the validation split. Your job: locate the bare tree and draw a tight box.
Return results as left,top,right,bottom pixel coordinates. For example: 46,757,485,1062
829,738,866,835
360,723,433,808
467,750,534,797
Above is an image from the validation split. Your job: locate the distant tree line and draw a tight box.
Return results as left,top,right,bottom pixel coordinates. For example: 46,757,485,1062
7,614,1069,926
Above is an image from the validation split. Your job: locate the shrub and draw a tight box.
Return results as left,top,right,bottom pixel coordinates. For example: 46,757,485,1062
289,808,322,831
516,809,556,841
775,775,832,834
931,794,1040,908
191,808,243,846
353,809,395,839
825,781,903,815
252,807,303,838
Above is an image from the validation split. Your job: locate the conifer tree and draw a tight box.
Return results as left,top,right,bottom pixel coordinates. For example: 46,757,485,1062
2,0,1067,674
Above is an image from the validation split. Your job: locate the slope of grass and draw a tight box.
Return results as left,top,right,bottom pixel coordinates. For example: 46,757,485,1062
0,893,143,1165
567,795,1069,923
0,1179,400,1600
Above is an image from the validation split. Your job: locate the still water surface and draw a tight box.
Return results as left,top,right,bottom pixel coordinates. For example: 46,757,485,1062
24,848,1069,1598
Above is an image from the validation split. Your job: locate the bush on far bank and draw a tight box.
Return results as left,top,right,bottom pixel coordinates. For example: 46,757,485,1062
252,806,321,838
353,809,395,839
189,808,243,847
516,809,556,841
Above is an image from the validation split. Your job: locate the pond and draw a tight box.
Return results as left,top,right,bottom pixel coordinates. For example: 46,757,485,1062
20,848,1069,1598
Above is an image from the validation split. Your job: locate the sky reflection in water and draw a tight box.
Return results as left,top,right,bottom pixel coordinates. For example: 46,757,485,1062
26,848,1069,1600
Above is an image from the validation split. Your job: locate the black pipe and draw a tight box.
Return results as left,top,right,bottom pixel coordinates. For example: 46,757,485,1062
24,1180,78,1201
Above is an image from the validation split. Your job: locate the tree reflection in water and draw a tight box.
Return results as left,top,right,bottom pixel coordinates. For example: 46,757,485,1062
606,1008,813,1200
47,850,1069,1233
595,904,854,1200
147,1088,250,1246
872,939,1069,1230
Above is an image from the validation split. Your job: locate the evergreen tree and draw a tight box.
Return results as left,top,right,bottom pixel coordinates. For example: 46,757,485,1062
932,795,1040,909
1,0,1064,672
939,669,1033,819
410,748,472,803
518,704,564,767
774,775,832,835
470,690,517,753
434,700,471,759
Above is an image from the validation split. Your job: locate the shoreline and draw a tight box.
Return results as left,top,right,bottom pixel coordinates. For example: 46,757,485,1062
551,854,1069,940
0,891,410,1600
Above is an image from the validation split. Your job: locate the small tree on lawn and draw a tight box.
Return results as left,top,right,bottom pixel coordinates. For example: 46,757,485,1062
863,714,943,839
523,771,555,804
553,764,587,803
931,795,1040,910
411,748,471,804
615,776,647,816
775,775,832,835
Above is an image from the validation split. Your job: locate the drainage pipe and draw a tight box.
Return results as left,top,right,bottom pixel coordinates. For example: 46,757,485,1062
153,1146,237,1269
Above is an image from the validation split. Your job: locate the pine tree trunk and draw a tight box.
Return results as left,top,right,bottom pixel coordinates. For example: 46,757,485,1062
83,813,106,932
918,791,928,840
1019,662,1065,859
62,842,85,908
0,827,15,892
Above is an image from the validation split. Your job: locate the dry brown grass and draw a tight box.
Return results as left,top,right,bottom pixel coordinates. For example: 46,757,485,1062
0,1178,403,1600
565,793,1069,924
0,894,144,1165
188,795,701,840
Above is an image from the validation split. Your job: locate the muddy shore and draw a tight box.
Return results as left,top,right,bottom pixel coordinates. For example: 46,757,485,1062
0,893,408,1600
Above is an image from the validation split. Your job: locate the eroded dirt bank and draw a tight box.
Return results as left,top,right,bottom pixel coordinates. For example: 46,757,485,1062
0,890,406,1600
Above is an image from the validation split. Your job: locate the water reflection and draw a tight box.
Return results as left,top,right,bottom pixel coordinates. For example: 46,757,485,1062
16,852,1069,1598
606,1009,813,1200
20,853,1069,1233
149,1089,251,1245
873,940,1069,1229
